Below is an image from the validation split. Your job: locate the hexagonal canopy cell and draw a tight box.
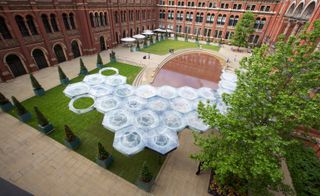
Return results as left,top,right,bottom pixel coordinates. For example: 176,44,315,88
94,96,121,113
193,98,212,110
145,127,179,155
146,97,169,113
68,94,95,114
162,110,186,132
134,109,160,130
63,82,90,98
124,96,147,111
170,97,193,114
89,84,114,98
102,109,133,132
216,100,229,115
157,85,177,99
219,80,237,92
217,87,234,96
186,111,210,132
113,126,145,156
221,71,237,83
198,87,216,100
83,74,106,86
177,86,198,100
114,84,134,98
135,85,157,99
99,67,119,76
105,75,127,86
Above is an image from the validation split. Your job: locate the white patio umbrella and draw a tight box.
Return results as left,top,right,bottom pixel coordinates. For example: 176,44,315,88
133,34,146,39
120,37,136,42
142,30,154,35
153,28,166,33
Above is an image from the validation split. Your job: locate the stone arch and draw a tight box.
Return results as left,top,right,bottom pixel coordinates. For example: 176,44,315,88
71,39,82,58
286,3,296,15
4,53,28,77
53,43,67,63
301,1,316,18
32,48,49,69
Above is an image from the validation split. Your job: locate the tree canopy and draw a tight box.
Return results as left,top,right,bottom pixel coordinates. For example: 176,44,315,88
231,12,255,48
193,21,320,194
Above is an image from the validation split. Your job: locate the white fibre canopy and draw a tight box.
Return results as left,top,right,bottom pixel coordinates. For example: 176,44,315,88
121,37,136,42
95,96,121,113
170,97,193,113
83,74,106,86
157,85,177,99
102,109,133,132
186,112,209,132
135,85,157,99
105,75,127,86
162,110,186,132
142,30,154,35
133,34,146,39
89,84,113,98
114,84,134,98
63,82,90,98
178,86,198,100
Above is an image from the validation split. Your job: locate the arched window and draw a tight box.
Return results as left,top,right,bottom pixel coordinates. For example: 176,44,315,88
62,13,70,30
95,13,100,27
71,40,81,58
234,16,239,26
6,54,27,77
15,15,29,37
33,49,48,69
100,13,104,26
104,12,108,26
69,13,76,29
259,18,266,29
50,14,59,32
217,14,223,25
286,3,295,15
302,2,316,18
41,14,52,33
228,15,234,26
90,13,95,27
0,16,12,39
254,17,260,29
26,15,38,35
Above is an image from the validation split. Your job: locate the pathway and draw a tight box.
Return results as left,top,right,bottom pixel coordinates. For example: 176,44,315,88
0,43,250,196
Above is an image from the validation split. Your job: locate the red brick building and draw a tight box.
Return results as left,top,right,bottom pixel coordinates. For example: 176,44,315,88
0,0,319,81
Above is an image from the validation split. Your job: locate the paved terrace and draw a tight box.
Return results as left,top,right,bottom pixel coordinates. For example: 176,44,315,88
0,42,250,196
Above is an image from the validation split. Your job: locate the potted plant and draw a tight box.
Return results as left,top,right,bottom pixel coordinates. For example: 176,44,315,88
58,66,69,85
79,58,88,75
30,73,45,96
11,96,32,122
136,161,154,192
109,50,116,62
34,106,54,134
96,142,113,169
63,125,80,150
96,53,104,69
0,92,13,112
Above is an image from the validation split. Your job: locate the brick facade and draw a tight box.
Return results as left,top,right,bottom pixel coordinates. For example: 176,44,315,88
0,0,319,81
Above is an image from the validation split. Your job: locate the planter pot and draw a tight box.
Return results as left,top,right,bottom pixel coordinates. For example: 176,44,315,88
60,78,69,85
96,155,113,169
136,178,154,192
110,57,116,63
34,88,45,96
19,112,32,122
39,123,54,134
64,137,80,150
79,69,88,76
1,102,13,112
96,64,103,69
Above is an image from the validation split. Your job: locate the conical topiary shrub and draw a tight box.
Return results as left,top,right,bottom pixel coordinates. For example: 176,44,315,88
11,96,32,122
96,53,104,69
58,66,69,85
96,142,113,168
34,106,54,134
136,161,154,192
64,125,80,149
0,92,13,112
79,58,88,75
30,74,45,96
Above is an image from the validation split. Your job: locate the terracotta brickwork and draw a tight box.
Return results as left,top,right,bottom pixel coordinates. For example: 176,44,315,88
0,0,319,81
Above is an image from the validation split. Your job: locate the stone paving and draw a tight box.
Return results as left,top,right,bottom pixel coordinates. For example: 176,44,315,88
0,41,252,196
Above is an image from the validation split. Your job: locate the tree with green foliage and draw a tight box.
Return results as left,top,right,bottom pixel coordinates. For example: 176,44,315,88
58,66,67,80
193,21,320,195
11,96,28,116
97,142,109,160
0,92,10,105
64,125,76,142
140,161,153,183
80,58,88,72
34,106,49,126
231,12,255,48
29,73,42,90
97,53,103,65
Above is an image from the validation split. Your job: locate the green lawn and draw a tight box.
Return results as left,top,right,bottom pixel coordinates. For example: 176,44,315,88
141,39,220,55
10,62,165,184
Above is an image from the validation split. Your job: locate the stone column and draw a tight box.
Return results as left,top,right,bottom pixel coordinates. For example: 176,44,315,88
283,21,291,35
290,22,300,36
